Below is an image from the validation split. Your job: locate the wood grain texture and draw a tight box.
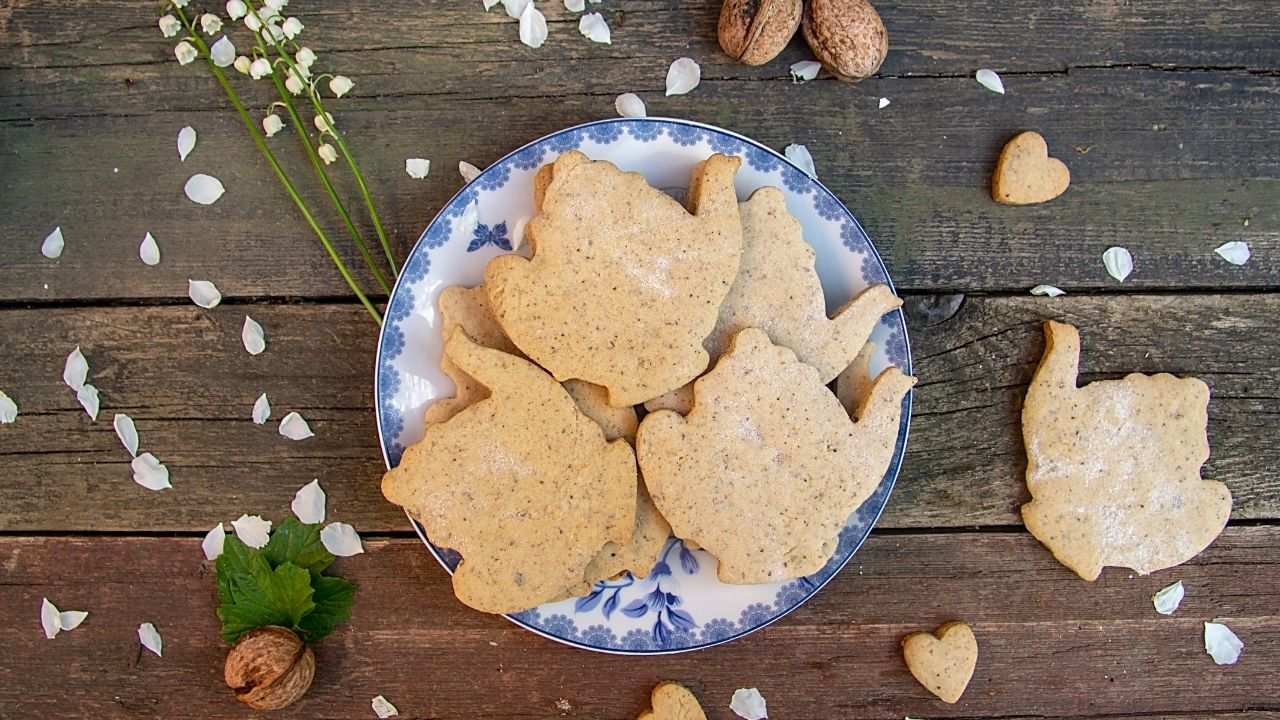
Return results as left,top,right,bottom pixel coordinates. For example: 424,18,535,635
2,529,1277,719
1,294,1276,532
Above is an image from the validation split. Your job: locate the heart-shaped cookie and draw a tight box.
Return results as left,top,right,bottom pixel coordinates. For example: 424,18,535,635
902,621,978,704
637,682,706,720
991,131,1070,205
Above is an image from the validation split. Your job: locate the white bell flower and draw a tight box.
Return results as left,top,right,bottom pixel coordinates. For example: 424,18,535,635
329,75,354,98
174,41,198,66
318,143,338,165
296,47,316,68
171,0,190,7
158,14,181,38
314,112,335,134
233,55,252,74
210,36,235,67
249,57,272,79
244,12,262,31
284,68,305,95
282,17,304,39
263,113,284,137
226,0,247,20
200,13,223,34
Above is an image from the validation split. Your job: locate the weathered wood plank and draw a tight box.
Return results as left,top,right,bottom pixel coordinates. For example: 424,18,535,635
2,68,1277,301
1,529,1276,719
1,294,1276,532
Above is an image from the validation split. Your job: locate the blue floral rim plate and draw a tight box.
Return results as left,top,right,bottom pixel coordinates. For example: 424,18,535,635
374,117,912,655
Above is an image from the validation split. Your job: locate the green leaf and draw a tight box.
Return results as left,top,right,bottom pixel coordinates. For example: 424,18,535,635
296,574,356,642
217,559,316,644
263,517,335,574
216,534,265,606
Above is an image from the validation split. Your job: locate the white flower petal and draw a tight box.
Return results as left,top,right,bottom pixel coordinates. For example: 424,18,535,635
244,12,262,31
1153,580,1184,615
188,279,222,309
1030,284,1065,297
239,315,266,355
518,3,548,49
249,57,272,79
314,112,335,134
172,0,189,7
482,0,501,9
665,57,701,96
789,60,821,83
184,174,225,205
329,75,354,98
231,514,272,549
317,143,338,164
175,41,197,66
159,14,181,38
784,143,817,179
263,113,284,137
0,390,17,424
59,610,88,632
226,0,247,20
138,623,163,657
63,346,88,391
372,695,399,718
578,12,610,44
140,232,161,266
200,13,223,35
41,226,64,259
321,522,365,557
405,158,431,179
76,384,100,421
730,688,768,720
879,97,891,109
510,216,530,253
131,452,171,491
502,0,530,19
296,46,316,68
1214,240,1251,266
292,479,326,524
279,411,314,440
614,92,646,118
1103,246,1134,282
459,161,482,183
1204,621,1244,665
564,0,585,9
177,126,197,161
41,598,61,639
202,523,226,560
113,413,139,457
282,16,304,39
210,36,236,67
284,71,304,96
252,392,271,425
234,55,252,74
976,68,1005,94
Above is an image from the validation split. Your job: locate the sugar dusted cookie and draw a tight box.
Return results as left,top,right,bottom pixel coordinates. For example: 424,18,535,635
486,150,744,406
636,682,707,720
903,621,978,704
638,328,915,583
424,285,522,425
382,330,637,614
1022,320,1231,581
992,131,1070,205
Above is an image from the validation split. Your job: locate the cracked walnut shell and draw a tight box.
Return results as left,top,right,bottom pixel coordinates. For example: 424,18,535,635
802,0,889,82
718,0,803,66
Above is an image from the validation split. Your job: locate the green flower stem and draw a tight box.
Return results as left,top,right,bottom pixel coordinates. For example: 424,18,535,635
248,23,392,296
173,8,383,324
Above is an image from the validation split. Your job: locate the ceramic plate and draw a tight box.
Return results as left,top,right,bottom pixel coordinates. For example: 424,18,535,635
375,118,912,655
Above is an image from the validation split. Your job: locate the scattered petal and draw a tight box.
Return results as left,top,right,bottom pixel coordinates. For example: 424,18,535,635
1153,580,1185,615
329,75,354,98
231,514,272,549
1214,241,1251,266
210,36,235,67
878,97,891,109
1204,621,1244,665
59,610,89,632
202,523,226,560
159,14,181,38
317,143,338,165
140,232,161,266
177,126,197,161
282,16,304,39
242,315,267,355
63,346,88,391
321,522,365,557
113,413,139,457
579,12,610,44
459,161,482,183
252,392,271,425
263,113,284,137
296,46,316,68
292,479,326,524
976,68,1005,94
188,279,223,308
138,623,163,657
174,41,198,66
131,452,171,491
405,158,431,179
785,143,817,179
76,384,100,421
510,216,530,253
730,688,768,720
372,695,399,718
789,60,821,83
665,57,701,96
234,55,252,74
279,411,314,440
614,92,646,118
502,0,530,19
184,174,226,205
226,0,248,20
518,3,548,49
314,112,335,134
564,0,585,10
1030,284,1065,297
41,226,64,259
249,57,272,79
483,0,501,9
200,13,223,34
41,598,61,639
0,390,17,423
1102,246,1134,282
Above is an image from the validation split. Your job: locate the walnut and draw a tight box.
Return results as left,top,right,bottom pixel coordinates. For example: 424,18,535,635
802,0,889,83
224,626,316,711
717,0,803,66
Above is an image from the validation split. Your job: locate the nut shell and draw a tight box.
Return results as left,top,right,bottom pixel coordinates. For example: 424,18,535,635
718,0,803,66
225,626,316,711
802,0,889,82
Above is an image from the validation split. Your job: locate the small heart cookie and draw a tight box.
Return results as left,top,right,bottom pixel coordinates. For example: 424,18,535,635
637,682,706,720
902,621,978,704
991,131,1070,205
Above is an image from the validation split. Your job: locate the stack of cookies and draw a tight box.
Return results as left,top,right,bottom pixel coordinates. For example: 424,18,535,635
382,150,916,614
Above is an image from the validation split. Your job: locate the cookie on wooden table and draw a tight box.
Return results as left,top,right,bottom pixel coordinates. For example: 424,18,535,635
991,131,1070,205
636,682,707,720
902,621,978,704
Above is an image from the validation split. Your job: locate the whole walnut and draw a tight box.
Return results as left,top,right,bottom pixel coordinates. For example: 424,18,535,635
718,0,803,66
802,0,889,82
224,626,316,711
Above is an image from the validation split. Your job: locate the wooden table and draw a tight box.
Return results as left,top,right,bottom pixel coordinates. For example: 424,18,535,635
2,1,1278,717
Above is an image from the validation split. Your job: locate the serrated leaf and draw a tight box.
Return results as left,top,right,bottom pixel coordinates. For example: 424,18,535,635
263,517,335,573
296,574,355,641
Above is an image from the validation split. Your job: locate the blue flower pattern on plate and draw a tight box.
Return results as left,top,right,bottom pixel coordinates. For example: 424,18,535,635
376,118,911,654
